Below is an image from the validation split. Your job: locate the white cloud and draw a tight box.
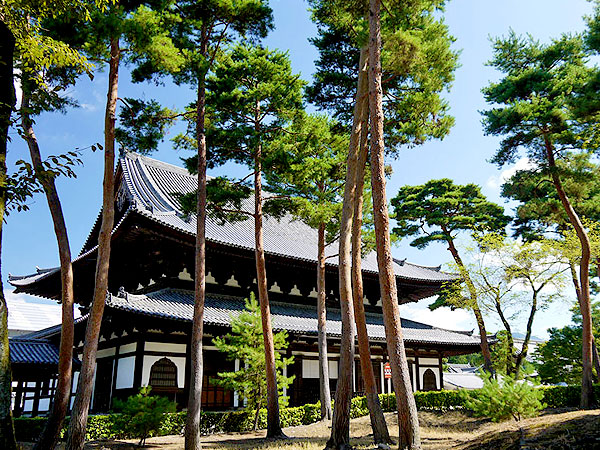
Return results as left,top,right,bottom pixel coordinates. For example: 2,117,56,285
486,157,535,190
399,301,475,332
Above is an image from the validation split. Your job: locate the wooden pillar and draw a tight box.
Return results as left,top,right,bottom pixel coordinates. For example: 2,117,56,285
133,335,145,390
415,354,421,391
32,380,41,417
14,380,23,418
438,354,444,391
110,342,120,408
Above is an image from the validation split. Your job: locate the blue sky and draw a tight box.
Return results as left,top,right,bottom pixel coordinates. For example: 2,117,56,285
5,0,596,338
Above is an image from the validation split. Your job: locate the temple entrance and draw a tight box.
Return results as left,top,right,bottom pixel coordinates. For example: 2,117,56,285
93,359,114,411
422,368,437,391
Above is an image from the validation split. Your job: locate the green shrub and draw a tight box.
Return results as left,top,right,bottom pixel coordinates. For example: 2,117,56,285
17,384,598,442
462,375,545,422
113,386,177,446
415,389,464,410
14,416,47,442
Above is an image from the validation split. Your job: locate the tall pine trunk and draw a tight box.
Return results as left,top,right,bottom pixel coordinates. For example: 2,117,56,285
254,104,283,438
0,19,17,450
368,1,421,448
21,92,75,450
317,222,333,420
184,29,208,450
351,116,391,445
66,36,119,450
326,46,368,450
543,136,595,408
445,235,493,373
513,290,538,379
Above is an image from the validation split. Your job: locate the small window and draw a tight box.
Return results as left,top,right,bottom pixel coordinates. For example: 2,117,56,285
149,358,178,388
422,368,437,391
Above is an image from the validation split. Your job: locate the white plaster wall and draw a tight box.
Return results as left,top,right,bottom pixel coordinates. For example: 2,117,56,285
116,356,136,389
302,359,338,379
97,348,116,358
23,400,33,412
419,357,439,366
120,343,137,354
145,342,186,354
38,398,50,412
72,372,79,394
141,355,186,388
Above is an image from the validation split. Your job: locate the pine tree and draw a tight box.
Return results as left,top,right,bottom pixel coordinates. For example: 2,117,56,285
213,294,294,430
192,43,303,438
482,30,598,408
391,179,511,374
265,113,347,421
148,5,273,446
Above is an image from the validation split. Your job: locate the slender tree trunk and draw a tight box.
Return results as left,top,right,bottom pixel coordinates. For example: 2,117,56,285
514,290,538,379
543,136,595,409
445,236,493,374
317,222,333,420
66,36,119,450
351,117,391,444
184,30,209,450
325,46,368,450
0,19,17,450
253,105,283,438
492,292,515,375
368,1,420,448
21,92,75,450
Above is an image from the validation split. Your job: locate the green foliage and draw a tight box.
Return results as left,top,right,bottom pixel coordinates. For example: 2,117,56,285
112,386,176,446
534,301,600,384
17,386,600,442
482,31,598,167
391,179,511,250
462,375,545,422
213,293,295,415
115,98,175,153
307,0,458,150
264,112,347,239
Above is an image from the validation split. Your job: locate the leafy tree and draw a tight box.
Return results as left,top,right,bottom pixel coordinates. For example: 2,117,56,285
152,4,274,446
391,179,511,374
0,2,107,449
444,234,567,378
181,42,302,439
265,113,346,421
482,30,598,408
113,386,176,447
213,294,294,430
308,0,458,447
59,4,184,449
16,29,92,449
462,374,545,422
535,301,600,385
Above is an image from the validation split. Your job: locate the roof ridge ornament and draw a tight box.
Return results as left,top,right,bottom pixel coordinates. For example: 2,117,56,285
118,286,128,301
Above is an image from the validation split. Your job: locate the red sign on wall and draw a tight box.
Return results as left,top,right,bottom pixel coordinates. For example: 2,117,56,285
384,362,392,379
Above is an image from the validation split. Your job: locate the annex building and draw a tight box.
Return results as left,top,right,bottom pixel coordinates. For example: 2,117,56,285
8,152,481,417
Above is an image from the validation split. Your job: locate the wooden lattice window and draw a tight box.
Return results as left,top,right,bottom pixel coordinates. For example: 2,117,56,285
422,368,437,391
149,358,178,388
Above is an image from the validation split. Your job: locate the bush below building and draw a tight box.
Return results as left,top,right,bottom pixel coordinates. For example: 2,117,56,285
14,384,599,443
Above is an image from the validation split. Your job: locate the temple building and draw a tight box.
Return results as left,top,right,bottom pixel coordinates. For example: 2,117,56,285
8,152,481,417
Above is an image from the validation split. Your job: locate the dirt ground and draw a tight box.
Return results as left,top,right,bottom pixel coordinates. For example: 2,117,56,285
19,408,600,450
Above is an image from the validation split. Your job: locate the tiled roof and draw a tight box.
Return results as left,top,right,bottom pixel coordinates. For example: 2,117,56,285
9,338,80,366
7,296,82,334
107,288,480,347
118,152,455,283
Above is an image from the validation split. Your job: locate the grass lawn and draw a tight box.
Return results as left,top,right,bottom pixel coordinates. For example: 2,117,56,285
19,408,600,449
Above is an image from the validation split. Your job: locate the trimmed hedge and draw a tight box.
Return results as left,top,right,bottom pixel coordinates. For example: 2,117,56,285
15,384,600,442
